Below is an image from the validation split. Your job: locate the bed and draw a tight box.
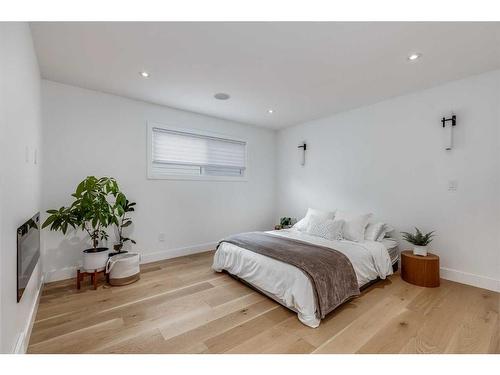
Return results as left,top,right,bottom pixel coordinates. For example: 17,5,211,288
213,229,398,328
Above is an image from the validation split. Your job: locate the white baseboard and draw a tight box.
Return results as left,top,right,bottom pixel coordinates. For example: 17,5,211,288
140,242,217,264
44,242,217,283
44,247,500,294
441,267,500,292
44,266,78,283
14,274,44,354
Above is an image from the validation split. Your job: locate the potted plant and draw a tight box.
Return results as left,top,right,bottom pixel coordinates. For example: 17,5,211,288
112,198,136,255
275,217,295,230
280,217,293,228
43,176,126,271
401,228,435,256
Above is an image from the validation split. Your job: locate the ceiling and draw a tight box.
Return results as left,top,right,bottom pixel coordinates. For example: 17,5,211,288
30,22,500,129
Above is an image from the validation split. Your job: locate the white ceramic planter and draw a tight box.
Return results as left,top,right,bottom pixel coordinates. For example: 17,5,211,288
413,245,428,256
83,247,110,271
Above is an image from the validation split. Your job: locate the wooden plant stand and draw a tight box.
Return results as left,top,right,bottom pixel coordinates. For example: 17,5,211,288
77,269,106,290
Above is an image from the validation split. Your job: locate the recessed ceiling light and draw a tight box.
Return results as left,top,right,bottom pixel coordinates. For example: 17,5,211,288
407,53,422,61
214,93,230,100
268,109,274,114
140,71,150,78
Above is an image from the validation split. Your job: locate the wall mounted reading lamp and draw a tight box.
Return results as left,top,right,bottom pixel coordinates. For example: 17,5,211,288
442,114,456,151
298,142,307,166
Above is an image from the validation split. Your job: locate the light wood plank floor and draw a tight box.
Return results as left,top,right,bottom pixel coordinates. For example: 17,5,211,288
28,251,499,354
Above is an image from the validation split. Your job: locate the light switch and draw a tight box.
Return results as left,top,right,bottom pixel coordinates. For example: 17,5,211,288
158,233,166,242
448,180,458,191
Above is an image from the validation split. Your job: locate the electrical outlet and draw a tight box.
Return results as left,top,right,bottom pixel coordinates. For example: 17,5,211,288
158,233,166,242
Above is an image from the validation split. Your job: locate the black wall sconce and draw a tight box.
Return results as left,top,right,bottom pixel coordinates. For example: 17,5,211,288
441,115,457,128
298,142,307,166
442,114,457,150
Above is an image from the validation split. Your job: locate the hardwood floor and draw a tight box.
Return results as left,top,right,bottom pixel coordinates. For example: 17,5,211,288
28,251,499,354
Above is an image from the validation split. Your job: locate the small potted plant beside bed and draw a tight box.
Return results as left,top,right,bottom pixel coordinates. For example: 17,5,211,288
43,176,127,271
274,217,294,230
401,227,435,256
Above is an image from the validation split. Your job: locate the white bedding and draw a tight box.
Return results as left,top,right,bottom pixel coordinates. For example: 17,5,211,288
212,229,394,328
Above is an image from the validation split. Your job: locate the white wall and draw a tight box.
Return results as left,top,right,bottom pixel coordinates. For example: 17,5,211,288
39,56,500,293
41,80,276,281
0,23,43,353
277,70,500,291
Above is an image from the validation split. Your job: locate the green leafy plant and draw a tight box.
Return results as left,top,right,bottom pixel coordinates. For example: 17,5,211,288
280,217,293,227
42,176,126,251
401,228,435,246
114,198,137,252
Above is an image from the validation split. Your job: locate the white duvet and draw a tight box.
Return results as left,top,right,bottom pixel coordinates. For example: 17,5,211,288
212,229,393,328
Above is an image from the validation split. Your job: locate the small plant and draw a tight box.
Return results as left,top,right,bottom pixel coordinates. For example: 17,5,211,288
114,198,137,252
401,228,435,246
42,176,125,251
280,217,293,227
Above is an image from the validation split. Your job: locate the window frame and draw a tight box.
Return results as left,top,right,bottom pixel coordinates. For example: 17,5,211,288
146,122,249,182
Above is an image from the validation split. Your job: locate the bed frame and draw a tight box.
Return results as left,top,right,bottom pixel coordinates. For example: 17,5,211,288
223,258,399,321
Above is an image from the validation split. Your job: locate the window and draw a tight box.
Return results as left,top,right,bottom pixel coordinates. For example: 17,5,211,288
147,123,247,180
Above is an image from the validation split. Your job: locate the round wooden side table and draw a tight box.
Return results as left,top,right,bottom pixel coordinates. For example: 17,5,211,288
401,250,440,287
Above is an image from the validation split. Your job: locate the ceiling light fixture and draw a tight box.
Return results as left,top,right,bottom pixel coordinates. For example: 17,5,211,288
214,93,230,100
407,53,422,62
140,71,150,78
268,109,274,114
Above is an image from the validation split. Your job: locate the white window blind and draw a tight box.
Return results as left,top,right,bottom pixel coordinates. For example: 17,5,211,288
150,127,247,179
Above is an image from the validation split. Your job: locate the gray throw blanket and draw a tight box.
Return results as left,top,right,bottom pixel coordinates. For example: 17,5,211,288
218,232,360,318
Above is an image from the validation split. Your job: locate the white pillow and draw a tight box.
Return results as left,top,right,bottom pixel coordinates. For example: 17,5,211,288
306,207,335,221
293,208,335,232
335,210,372,242
305,216,344,241
365,222,386,241
292,217,308,231
377,224,395,241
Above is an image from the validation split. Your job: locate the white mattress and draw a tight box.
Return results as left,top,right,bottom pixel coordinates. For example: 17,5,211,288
213,229,394,328
381,238,400,264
